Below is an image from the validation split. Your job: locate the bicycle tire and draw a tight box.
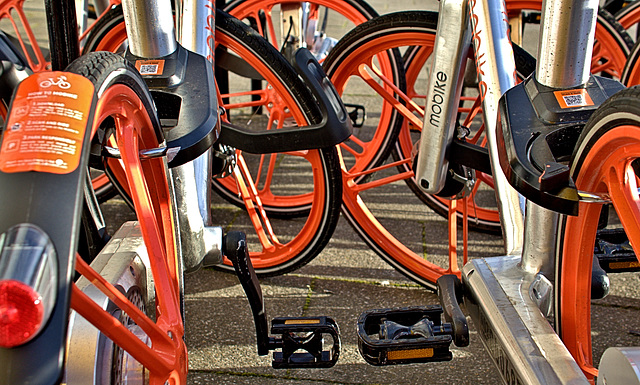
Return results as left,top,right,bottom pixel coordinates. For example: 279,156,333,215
83,7,343,277
615,0,640,31
589,6,634,77
64,51,184,384
623,39,640,85
555,86,640,381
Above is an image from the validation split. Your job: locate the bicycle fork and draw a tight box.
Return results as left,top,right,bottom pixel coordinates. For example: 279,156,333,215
120,0,223,272
413,0,524,256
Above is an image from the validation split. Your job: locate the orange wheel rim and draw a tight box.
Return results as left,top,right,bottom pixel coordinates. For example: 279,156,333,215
560,125,640,380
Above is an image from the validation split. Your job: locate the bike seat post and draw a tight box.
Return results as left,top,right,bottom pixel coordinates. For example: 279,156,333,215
121,0,177,58
536,0,598,89
520,0,600,278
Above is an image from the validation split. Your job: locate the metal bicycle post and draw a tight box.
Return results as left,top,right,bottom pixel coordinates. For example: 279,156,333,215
173,0,224,270
121,0,223,271
520,0,599,280
121,0,177,57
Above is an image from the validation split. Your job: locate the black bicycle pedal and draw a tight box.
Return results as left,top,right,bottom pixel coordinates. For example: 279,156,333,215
357,306,454,366
344,103,366,128
270,316,341,369
225,231,342,368
595,228,640,273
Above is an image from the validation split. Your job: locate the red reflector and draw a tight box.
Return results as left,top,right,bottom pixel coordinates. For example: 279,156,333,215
0,280,44,348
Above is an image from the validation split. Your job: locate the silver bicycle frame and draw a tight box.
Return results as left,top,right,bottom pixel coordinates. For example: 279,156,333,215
414,0,604,382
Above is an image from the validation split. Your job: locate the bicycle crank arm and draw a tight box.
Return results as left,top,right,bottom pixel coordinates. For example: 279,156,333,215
218,48,352,154
224,231,341,368
436,275,469,347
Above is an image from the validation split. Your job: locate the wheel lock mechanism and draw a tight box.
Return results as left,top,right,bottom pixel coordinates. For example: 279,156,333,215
224,231,341,369
497,74,625,215
356,275,468,366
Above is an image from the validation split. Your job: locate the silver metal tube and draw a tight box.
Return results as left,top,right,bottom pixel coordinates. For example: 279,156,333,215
520,201,558,277
173,0,221,268
521,0,599,281
121,0,177,57
175,0,215,226
415,0,471,194
170,162,222,272
469,0,524,255
177,0,215,62
536,0,599,88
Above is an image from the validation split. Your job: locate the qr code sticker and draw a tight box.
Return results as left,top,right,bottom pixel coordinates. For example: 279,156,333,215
139,64,159,75
562,94,585,107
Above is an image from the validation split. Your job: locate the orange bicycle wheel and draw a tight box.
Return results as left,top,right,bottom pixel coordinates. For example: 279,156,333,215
212,11,342,275
83,8,342,276
556,86,640,381
66,52,185,384
398,1,632,234
221,0,408,212
323,10,537,288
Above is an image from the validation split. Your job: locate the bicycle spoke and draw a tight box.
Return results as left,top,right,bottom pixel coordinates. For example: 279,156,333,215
607,159,640,248
357,63,423,128
221,89,268,110
233,156,279,251
369,61,424,119
345,158,414,192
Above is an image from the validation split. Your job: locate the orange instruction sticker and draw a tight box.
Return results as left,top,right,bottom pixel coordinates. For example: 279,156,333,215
135,60,165,76
554,89,594,109
0,72,94,174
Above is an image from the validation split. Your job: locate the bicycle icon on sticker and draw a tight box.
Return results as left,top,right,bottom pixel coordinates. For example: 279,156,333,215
40,75,71,89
